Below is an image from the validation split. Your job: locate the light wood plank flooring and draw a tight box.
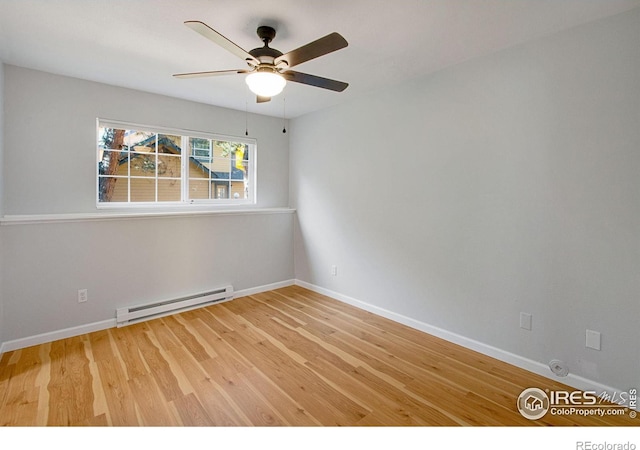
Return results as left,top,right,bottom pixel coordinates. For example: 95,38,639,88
0,285,636,426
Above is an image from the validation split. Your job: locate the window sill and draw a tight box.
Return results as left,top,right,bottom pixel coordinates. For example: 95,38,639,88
0,207,296,226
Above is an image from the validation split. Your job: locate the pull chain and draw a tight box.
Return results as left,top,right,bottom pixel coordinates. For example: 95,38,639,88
245,97,249,136
282,97,287,134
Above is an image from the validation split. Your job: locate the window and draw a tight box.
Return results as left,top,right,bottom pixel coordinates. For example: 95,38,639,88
97,120,255,207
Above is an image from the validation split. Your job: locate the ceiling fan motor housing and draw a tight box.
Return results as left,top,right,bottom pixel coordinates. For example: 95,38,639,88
249,47,284,65
249,26,286,68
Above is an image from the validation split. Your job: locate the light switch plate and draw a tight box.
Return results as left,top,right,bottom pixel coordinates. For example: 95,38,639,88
586,330,601,350
520,313,532,331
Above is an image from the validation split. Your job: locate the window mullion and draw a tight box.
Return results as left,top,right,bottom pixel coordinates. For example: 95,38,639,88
208,139,213,200
181,136,188,202
155,134,159,202
127,139,131,203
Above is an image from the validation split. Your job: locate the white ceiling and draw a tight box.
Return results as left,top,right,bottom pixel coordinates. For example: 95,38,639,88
1,0,639,118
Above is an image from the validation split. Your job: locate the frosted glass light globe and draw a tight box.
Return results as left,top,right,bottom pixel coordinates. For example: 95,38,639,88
245,71,286,97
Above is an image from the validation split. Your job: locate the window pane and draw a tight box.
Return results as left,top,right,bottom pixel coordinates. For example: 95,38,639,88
212,171,231,182
190,137,211,161
189,158,211,179
158,134,182,155
231,147,246,183
130,178,156,202
214,182,230,199
189,179,210,199
128,131,155,151
158,154,181,178
98,127,129,151
231,181,247,199
211,140,231,175
98,177,128,203
130,154,157,177
98,150,127,176
158,179,181,202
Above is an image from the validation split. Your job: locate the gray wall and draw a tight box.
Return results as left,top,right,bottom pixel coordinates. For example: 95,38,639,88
1,213,293,341
0,66,293,343
3,66,290,214
0,63,4,344
290,9,640,390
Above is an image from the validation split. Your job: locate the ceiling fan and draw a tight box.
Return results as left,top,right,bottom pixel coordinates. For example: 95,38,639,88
174,21,349,103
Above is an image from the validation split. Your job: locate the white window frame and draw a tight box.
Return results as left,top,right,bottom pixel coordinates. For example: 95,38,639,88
96,119,257,209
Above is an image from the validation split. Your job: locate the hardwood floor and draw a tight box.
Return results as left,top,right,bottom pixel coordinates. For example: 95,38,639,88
0,285,636,426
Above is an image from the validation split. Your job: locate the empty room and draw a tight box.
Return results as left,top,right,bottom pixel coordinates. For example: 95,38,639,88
0,0,638,443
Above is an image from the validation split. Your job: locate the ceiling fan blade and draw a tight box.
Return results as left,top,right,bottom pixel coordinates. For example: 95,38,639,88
173,69,249,79
184,21,259,66
256,95,271,103
282,71,348,92
275,32,348,69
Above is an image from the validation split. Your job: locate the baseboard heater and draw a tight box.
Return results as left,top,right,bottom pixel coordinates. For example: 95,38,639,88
116,285,233,327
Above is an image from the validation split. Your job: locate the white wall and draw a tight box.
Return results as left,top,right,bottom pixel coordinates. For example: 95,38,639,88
0,66,293,345
290,9,640,391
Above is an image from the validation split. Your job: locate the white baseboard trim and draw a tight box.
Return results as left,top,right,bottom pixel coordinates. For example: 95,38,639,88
0,319,116,354
294,280,627,399
234,279,295,298
0,278,628,401
0,279,296,355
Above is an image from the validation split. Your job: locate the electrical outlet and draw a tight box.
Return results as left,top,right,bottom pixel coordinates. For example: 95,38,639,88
519,312,532,331
331,265,338,276
78,289,88,303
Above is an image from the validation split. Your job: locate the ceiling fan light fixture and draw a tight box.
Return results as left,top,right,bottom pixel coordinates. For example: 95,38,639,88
175,22,349,103
245,70,286,97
